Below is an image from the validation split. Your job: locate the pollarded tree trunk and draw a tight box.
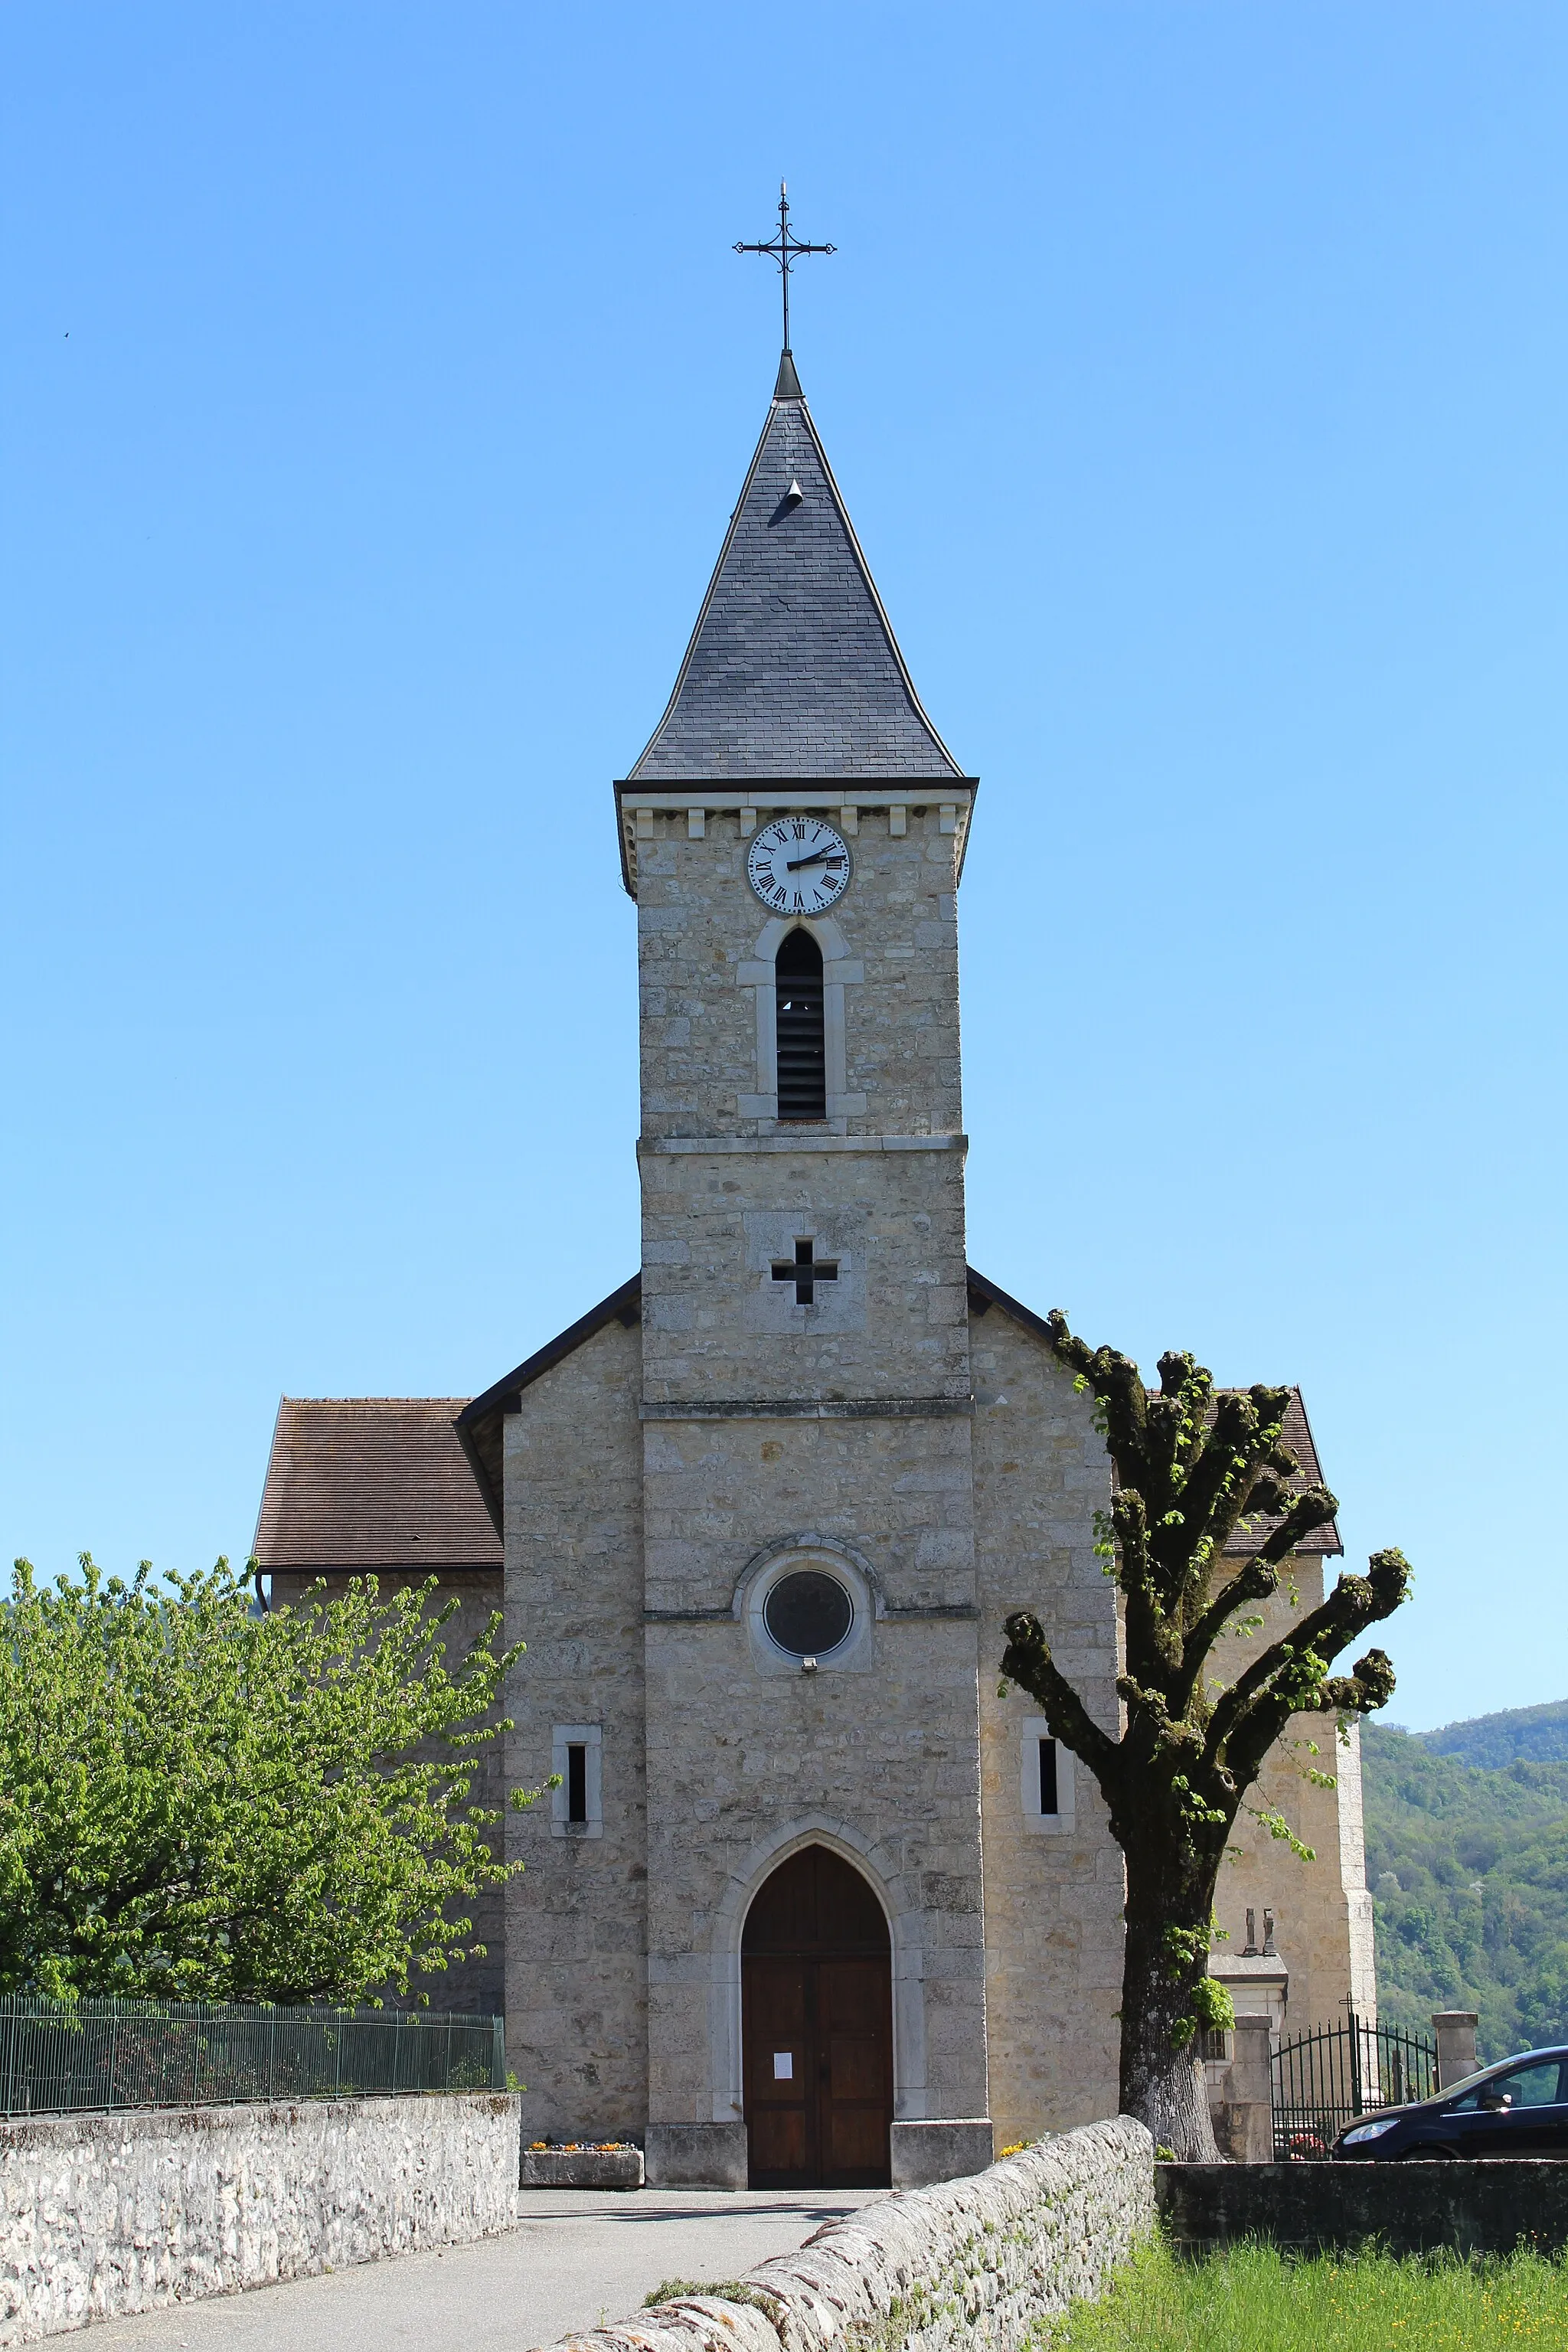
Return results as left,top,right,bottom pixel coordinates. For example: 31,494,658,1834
1114,1816,1227,2161
1000,1312,1410,2162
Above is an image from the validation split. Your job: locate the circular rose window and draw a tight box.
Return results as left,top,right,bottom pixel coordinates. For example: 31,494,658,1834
763,1570,854,1659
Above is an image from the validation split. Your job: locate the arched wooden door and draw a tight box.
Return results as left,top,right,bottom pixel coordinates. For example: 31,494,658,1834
742,1845,893,2189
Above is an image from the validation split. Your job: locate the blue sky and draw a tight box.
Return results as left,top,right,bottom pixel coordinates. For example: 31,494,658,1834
3,3,1563,1732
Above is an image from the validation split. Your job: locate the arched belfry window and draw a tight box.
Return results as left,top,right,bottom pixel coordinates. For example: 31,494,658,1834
775,928,826,1122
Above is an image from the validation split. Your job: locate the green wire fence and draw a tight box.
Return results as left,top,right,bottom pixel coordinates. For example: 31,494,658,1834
0,1995,505,2116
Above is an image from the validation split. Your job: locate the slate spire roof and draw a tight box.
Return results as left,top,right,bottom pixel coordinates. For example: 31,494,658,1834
626,358,964,783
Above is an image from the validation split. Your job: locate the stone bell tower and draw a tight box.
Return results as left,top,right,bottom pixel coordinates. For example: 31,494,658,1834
615,351,995,2189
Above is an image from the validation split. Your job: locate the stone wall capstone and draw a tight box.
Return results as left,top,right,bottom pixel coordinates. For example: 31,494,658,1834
0,2092,520,2345
538,2118,1154,2352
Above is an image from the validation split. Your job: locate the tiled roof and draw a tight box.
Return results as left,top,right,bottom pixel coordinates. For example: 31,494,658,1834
1240,1389,1341,1556
626,368,963,782
253,1398,501,1573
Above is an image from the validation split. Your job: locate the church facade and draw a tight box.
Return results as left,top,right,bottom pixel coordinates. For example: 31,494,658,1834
256,349,1374,2187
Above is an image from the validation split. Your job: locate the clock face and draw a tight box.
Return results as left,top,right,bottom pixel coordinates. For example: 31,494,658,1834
746,817,852,916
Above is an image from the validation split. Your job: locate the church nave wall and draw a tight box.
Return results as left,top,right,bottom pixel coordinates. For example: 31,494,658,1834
969,1308,1125,2147
501,1315,648,2144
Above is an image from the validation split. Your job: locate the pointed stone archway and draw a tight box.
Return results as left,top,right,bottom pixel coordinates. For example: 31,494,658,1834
742,1844,893,2188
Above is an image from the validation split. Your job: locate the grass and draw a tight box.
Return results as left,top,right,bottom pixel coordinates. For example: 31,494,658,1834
1044,2236,1568,2349
642,2278,778,2311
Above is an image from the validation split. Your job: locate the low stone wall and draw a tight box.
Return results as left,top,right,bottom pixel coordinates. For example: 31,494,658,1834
1158,2159,1568,2257
0,2092,521,2344
540,2118,1155,2352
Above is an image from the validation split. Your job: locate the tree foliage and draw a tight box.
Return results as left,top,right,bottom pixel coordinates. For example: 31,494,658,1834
999,1314,1410,2158
0,1556,531,2004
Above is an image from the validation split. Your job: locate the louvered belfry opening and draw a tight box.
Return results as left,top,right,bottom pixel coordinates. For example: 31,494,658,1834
775,927,827,1121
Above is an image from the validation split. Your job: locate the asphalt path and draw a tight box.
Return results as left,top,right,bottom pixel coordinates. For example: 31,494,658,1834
81,2187,885,2352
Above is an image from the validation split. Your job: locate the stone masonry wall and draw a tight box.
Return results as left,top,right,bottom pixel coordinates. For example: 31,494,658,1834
642,1583,988,2132
503,1317,648,2141
1157,2157,1568,2258
0,2092,519,2344
1212,1563,1375,2030
971,1309,1124,2145
638,1140,972,1407
541,2119,1154,2352
634,806,964,1145
633,792,988,2145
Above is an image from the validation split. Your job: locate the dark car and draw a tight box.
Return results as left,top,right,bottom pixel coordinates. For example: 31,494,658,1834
1331,2046,1568,2159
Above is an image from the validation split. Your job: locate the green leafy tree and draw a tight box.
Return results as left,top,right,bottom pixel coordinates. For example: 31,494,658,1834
0,1556,534,2004
999,1315,1410,2160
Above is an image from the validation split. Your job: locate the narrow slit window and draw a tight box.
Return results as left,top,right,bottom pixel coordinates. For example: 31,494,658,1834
1021,1717,1073,1830
551,1725,603,1837
775,927,826,1121
1038,1736,1058,1816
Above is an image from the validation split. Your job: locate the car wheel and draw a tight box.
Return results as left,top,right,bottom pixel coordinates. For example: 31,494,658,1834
1400,2144,1459,2161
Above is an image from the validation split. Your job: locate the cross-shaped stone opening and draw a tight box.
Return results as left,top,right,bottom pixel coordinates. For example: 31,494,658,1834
771,1236,839,1307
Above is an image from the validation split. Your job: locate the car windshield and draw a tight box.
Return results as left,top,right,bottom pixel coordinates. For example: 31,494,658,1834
1438,2051,1568,2104
1447,2057,1568,2112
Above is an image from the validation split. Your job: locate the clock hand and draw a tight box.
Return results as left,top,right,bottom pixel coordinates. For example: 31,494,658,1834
785,849,838,871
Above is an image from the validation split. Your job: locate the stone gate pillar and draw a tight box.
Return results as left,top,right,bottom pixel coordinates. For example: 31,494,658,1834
1432,2011,1478,2089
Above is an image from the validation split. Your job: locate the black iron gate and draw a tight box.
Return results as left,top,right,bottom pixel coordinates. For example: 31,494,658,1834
1271,2013,1438,2158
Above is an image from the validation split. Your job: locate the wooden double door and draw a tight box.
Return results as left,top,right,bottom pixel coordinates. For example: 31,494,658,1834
742,1846,893,2189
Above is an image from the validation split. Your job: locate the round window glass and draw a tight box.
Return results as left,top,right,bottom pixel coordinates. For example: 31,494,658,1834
764,1570,854,1658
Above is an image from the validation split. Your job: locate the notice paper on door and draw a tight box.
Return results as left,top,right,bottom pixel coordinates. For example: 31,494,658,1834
773,2052,793,2079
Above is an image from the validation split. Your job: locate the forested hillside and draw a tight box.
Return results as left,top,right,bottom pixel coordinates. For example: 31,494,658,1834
1423,1697,1568,1772
1363,1709,1568,2060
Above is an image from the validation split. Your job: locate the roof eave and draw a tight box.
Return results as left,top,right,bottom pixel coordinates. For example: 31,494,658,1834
251,1393,289,1564
456,1272,642,1429
260,1557,502,1577
964,1270,1344,1558
612,775,982,899
792,395,965,781
1283,1385,1345,1557
453,1412,504,1540
622,397,780,792
455,1272,643,1529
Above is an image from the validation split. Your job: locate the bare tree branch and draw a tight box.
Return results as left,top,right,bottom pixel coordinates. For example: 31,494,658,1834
1045,1310,1148,1460
1000,1611,1122,1787
1213,1550,1412,1786
1173,1481,1341,1713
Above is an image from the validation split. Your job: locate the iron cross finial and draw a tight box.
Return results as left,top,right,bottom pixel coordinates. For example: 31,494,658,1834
734,181,835,355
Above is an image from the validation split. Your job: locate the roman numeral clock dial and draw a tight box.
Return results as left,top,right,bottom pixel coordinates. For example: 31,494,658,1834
746,818,852,915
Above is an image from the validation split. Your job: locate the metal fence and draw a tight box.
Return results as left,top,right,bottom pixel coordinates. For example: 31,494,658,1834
0,1996,505,2118
1272,2011,1439,2158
